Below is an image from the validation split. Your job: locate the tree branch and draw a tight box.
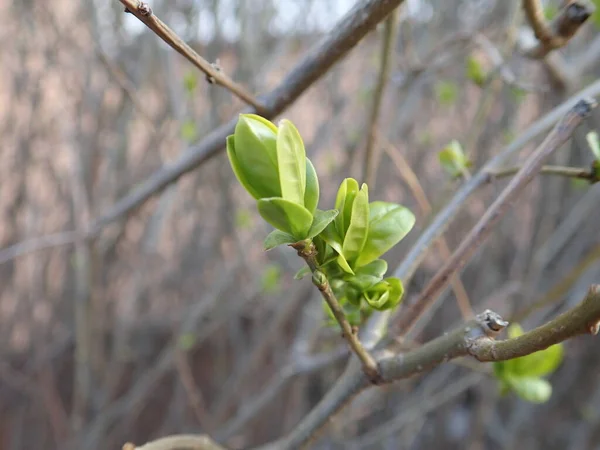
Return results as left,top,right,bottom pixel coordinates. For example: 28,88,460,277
118,0,263,111
90,0,407,236
523,0,594,59
392,97,596,337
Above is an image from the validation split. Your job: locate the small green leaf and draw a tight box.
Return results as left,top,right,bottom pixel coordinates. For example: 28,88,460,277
435,80,458,106
466,55,486,86
345,259,387,291
294,266,311,280
505,376,552,404
544,4,558,20
586,131,600,160
304,158,320,214
592,0,600,28
277,119,306,204
183,71,198,94
356,202,416,267
439,140,471,178
342,184,369,264
362,277,404,311
261,264,282,293
257,198,313,239
263,229,297,250
307,209,339,239
335,178,360,238
181,119,197,142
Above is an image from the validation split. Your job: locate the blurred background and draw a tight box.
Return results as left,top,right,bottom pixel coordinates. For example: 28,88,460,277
1,0,600,449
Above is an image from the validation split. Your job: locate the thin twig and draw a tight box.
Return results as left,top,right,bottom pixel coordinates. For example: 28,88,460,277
488,164,598,182
523,0,593,59
290,241,381,382
118,0,263,111
393,98,596,337
363,8,400,188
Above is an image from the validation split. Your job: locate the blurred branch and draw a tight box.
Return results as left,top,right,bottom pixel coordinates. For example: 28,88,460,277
118,0,263,111
363,8,400,187
392,98,596,337
123,434,225,450
0,231,78,265
523,0,593,59
260,286,600,449
290,241,381,382
379,133,474,319
91,0,407,235
488,165,599,182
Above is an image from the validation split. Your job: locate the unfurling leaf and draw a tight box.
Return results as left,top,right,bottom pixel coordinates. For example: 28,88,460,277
263,229,297,251
466,55,486,86
257,198,313,239
307,209,339,239
439,140,471,178
341,184,370,264
304,158,320,214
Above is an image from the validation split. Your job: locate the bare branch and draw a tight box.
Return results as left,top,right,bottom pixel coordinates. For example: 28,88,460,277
488,164,598,182
118,0,263,111
523,0,594,59
393,98,596,337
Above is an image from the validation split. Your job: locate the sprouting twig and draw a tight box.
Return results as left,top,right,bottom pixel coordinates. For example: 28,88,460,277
393,98,596,337
363,8,400,188
522,0,594,59
290,240,381,383
90,0,408,235
118,0,263,111
258,285,600,449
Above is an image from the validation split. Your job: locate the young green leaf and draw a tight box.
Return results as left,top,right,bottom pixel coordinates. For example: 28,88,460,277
183,71,198,94
342,184,370,264
362,277,404,311
586,131,600,160
335,178,360,237
263,229,297,251
307,209,339,239
435,80,458,106
344,259,387,291
439,140,471,178
356,202,416,267
181,119,197,142
257,198,313,239
277,119,307,204
505,376,552,404
304,158,320,214
466,55,486,87
233,114,281,199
